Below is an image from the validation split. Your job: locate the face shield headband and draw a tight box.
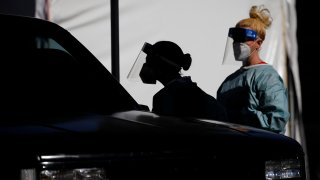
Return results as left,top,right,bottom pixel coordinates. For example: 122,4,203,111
228,27,257,42
222,28,258,65
127,42,180,83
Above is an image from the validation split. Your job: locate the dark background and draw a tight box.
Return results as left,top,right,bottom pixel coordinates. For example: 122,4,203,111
296,0,320,179
0,0,35,17
0,0,318,179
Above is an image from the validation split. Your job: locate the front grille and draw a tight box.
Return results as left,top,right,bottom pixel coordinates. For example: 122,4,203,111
39,151,266,180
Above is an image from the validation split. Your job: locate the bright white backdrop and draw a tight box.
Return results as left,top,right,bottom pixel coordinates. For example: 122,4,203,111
118,0,292,110
36,0,297,109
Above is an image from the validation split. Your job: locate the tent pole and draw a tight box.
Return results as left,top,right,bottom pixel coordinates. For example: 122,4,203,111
110,0,119,81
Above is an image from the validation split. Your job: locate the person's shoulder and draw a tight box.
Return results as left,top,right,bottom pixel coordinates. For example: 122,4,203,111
253,65,286,88
222,68,243,81
260,64,282,78
252,64,276,71
248,64,280,76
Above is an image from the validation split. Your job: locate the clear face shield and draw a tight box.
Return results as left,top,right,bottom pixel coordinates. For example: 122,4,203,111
222,27,257,65
127,42,181,84
127,42,153,82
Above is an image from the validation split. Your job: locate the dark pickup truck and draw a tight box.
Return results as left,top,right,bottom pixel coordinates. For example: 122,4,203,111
0,13,305,180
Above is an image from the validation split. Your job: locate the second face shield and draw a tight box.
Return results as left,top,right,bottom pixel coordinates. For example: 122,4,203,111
222,27,257,65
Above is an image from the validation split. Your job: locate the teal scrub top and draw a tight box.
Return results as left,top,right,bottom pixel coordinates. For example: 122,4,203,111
217,64,290,134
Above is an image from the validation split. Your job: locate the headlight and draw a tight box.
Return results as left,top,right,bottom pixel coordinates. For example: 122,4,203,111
21,168,107,180
265,158,302,179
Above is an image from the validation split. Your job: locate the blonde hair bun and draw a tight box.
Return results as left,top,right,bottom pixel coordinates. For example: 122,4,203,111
249,5,272,29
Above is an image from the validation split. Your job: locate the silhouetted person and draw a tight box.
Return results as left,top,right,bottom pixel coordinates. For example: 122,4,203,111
137,41,227,121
